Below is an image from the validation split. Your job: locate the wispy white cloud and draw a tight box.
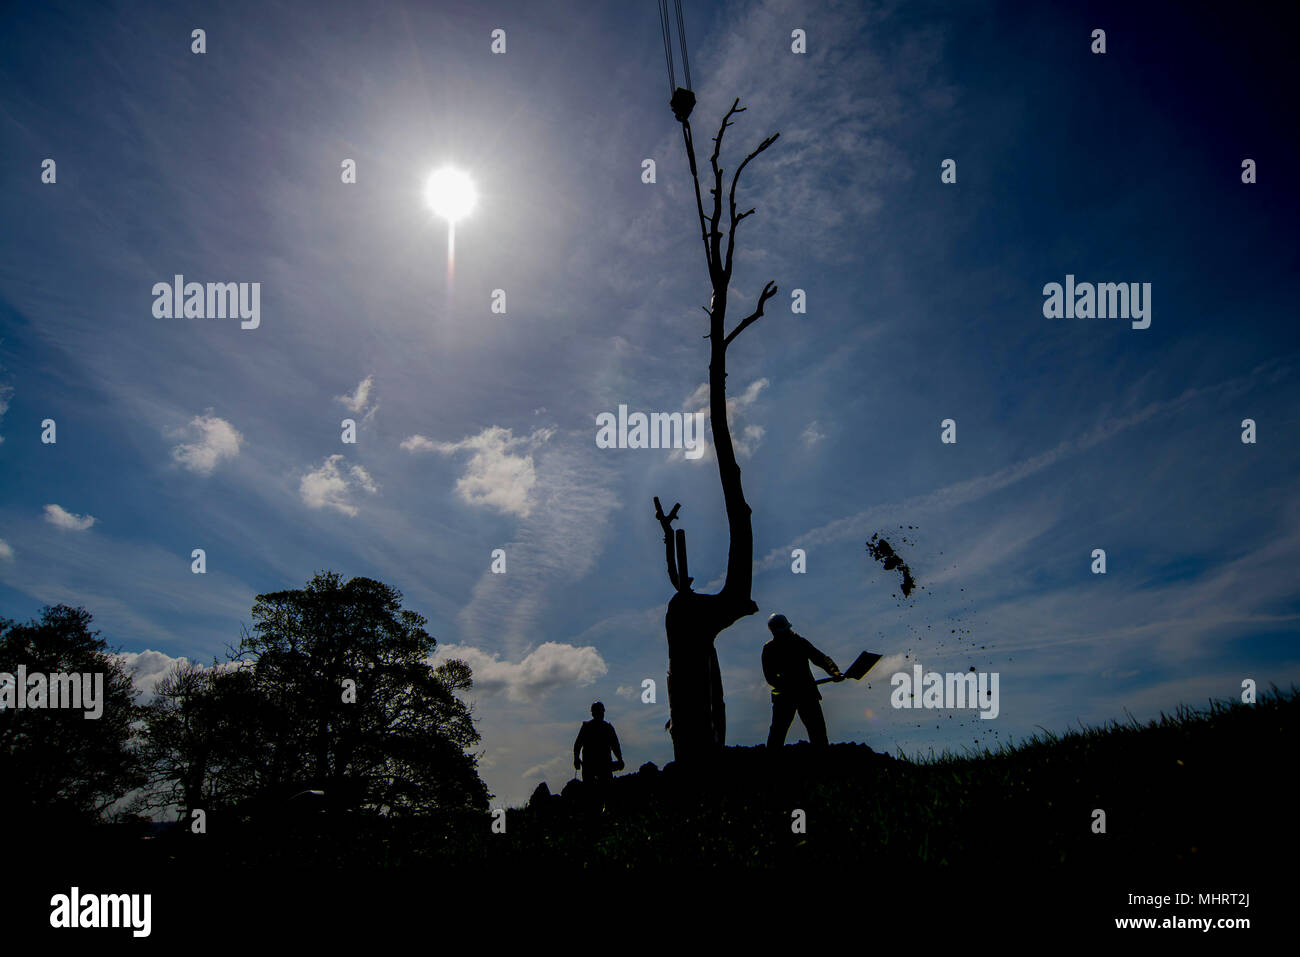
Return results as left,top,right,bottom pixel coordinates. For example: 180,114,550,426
454,438,621,654
921,506,1057,589
0,514,254,653
299,454,378,517
757,365,1284,573
0,538,13,560
521,753,571,783
640,0,949,270
335,375,377,421
0,381,12,444
168,412,243,476
801,420,827,447
979,513,1300,664
44,504,96,531
676,377,769,461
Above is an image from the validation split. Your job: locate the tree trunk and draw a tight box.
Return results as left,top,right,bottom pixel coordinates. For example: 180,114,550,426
657,100,777,768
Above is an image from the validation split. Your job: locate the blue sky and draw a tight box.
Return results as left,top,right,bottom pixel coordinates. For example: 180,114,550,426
2,0,1297,807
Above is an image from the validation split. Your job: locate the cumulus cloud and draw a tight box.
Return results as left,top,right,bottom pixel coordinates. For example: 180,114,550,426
169,412,243,475
114,649,195,700
435,641,607,702
114,650,247,701
336,375,377,420
44,504,96,531
403,426,555,517
678,377,769,460
299,454,378,516
0,538,13,560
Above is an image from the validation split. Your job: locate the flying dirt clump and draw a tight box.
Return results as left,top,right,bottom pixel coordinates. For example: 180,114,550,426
867,532,917,597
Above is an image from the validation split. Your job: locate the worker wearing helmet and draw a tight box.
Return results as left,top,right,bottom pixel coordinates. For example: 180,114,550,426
762,613,843,749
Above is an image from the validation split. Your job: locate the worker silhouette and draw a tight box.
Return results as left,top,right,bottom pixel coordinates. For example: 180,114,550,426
574,701,624,784
763,613,843,749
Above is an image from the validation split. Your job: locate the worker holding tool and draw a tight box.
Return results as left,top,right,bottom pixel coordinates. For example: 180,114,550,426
762,613,843,749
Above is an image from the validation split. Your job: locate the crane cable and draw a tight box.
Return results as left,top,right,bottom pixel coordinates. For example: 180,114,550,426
658,0,676,96
674,0,692,91
657,0,692,94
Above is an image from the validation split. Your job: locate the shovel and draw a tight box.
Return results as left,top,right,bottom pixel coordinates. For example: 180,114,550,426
815,650,882,685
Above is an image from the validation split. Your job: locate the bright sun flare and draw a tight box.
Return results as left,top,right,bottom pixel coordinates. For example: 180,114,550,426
424,167,477,223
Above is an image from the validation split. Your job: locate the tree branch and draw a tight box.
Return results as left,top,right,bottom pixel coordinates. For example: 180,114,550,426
723,132,780,279
723,281,778,348
708,99,745,281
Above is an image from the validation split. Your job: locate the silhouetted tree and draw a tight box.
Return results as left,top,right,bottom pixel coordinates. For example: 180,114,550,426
224,571,490,814
138,659,269,820
656,99,779,765
139,659,212,818
0,605,143,825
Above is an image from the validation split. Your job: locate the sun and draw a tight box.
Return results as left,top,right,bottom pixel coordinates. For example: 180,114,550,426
424,166,477,223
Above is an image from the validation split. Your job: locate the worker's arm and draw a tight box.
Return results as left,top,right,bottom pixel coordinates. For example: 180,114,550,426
762,642,782,689
573,724,585,769
802,636,843,680
611,726,624,771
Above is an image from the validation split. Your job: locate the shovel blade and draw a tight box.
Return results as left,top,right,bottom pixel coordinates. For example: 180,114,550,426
844,651,882,681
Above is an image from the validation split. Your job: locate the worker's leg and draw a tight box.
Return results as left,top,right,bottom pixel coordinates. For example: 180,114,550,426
797,698,830,747
767,695,797,749
583,767,610,812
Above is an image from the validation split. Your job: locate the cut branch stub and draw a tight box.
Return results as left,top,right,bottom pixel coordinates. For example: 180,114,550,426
655,496,684,591
653,496,682,535
674,528,692,591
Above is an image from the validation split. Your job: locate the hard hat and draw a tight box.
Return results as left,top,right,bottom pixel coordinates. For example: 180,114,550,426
767,613,791,634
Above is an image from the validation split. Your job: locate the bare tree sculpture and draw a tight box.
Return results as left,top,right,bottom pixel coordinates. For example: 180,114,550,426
656,99,779,766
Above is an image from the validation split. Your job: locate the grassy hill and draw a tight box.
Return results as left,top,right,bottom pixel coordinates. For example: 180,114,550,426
101,686,1294,874
17,688,1292,941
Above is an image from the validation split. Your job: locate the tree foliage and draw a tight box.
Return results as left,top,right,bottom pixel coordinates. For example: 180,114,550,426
138,659,266,817
0,605,143,824
143,572,489,818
